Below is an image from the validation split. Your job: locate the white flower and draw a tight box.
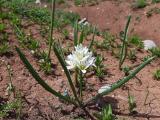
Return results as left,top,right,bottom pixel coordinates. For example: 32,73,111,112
98,84,111,94
35,0,41,4
143,40,157,50
44,5,47,8
39,59,44,63
31,50,35,54
66,44,95,73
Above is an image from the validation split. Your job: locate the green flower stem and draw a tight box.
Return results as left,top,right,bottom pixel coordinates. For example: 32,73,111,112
75,67,79,87
16,47,77,106
53,44,82,106
85,56,156,106
48,0,56,59
79,71,83,100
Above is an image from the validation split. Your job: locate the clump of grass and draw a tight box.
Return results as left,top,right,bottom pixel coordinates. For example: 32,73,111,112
129,35,144,49
128,49,137,61
0,99,21,118
0,23,5,32
95,55,105,79
5,0,80,29
74,0,98,6
38,51,52,74
153,69,160,80
96,104,114,120
94,32,115,50
146,7,160,17
150,47,160,57
74,0,85,6
152,0,160,3
133,0,147,9
101,105,113,120
0,43,10,56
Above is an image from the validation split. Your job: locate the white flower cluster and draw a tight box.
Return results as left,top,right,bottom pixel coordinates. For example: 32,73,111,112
66,44,95,73
143,40,157,50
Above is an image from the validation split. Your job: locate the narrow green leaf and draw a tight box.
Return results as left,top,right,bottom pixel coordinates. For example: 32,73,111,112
74,20,78,46
16,47,76,105
89,27,96,50
119,15,131,69
79,26,84,44
48,0,56,59
124,15,131,43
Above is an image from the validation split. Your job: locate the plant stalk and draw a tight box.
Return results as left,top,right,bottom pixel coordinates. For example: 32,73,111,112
48,0,56,59
119,15,131,69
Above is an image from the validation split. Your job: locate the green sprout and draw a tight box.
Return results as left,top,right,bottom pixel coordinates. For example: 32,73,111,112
0,43,10,56
0,23,5,32
150,47,160,58
129,35,144,49
154,69,160,80
133,0,147,9
95,55,105,78
128,91,136,113
95,104,114,120
128,49,137,61
101,104,114,120
39,51,52,74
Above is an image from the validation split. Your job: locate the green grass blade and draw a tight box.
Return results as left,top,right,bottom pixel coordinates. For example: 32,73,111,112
124,15,131,43
79,26,84,44
89,26,96,50
16,47,76,105
74,20,78,46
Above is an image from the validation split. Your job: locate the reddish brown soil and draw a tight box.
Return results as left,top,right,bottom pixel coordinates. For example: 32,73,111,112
0,1,160,120
70,0,160,46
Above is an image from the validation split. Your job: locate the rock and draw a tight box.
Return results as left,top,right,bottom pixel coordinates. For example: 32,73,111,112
143,40,157,50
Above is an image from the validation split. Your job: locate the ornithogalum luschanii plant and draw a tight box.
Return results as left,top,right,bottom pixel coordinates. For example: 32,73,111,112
16,43,156,118
15,1,158,118
16,36,157,119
